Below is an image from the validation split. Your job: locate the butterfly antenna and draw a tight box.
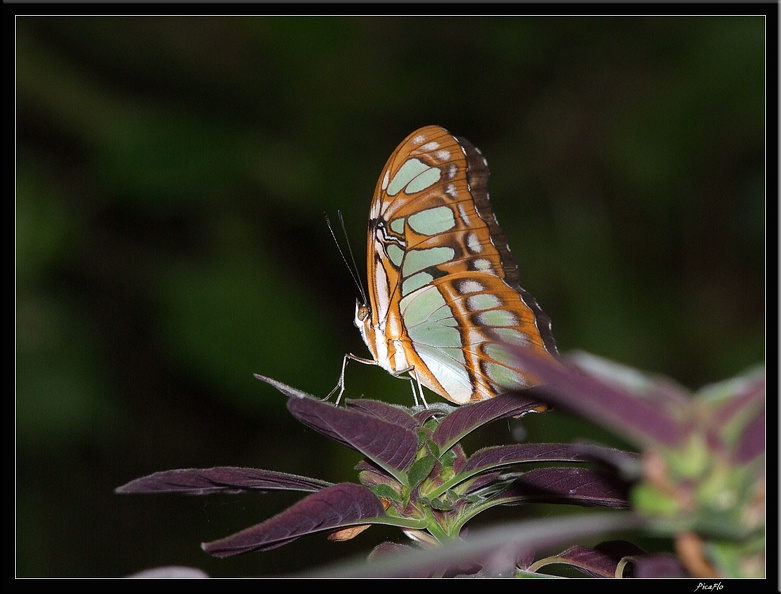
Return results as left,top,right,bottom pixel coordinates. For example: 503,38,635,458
325,211,368,305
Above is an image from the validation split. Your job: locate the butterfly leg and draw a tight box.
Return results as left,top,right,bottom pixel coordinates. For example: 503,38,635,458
388,366,428,409
414,373,429,408
325,353,379,406
326,355,429,408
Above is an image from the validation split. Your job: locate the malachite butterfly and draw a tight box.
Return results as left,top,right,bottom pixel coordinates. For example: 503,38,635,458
331,125,558,406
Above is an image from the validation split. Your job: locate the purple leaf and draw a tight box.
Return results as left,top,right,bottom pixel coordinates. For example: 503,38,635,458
513,547,537,571
552,540,646,578
255,374,419,472
353,459,382,474
500,467,630,508
507,350,686,448
704,368,765,462
116,467,332,495
563,443,642,477
368,541,417,560
463,443,638,475
708,368,765,427
462,471,503,494
287,393,418,473
432,391,546,451
345,399,419,431
735,409,765,463
202,483,386,557
354,460,402,495
413,404,455,425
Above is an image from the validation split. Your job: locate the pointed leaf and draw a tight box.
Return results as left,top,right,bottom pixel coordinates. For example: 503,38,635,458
432,391,546,452
463,443,638,476
256,374,418,474
462,471,503,494
569,351,692,404
413,404,456,426
254,373,319,400
507,350,686,448
116,467,332,495
289,397,418,475
368,540,417,559
703,368,765,460
702,365,765,424
499,467,631,508
202,483,386,557
562,443,643,478
407,456,436,490
535,540,646,578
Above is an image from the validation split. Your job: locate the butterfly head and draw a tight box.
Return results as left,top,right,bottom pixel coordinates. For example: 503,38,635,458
353,299,370,329
353,298,388,376
353,298,374,352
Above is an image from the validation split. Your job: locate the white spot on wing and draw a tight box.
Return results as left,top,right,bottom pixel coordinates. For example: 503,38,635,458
420,141,439,151
445,183,457,198
466,232,482,253
477,310,520,327
492,328,531,346
382,169,390,191
473,258,492,271
412,134,426,145
435,149,451,161
467,293,502,311
458,204,472,227
458,280,484,294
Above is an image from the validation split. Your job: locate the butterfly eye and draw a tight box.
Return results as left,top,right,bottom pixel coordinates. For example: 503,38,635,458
356,304,370,323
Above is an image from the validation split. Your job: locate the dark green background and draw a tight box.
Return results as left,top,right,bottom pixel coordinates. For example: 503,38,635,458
16,16,765,577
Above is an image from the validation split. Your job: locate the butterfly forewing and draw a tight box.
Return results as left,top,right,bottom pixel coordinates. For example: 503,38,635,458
357,125,557,404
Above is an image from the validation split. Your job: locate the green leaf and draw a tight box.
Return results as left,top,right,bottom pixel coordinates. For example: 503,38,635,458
408,456,437,490
370,484,404,503
424,497,454,512
426,439,441,459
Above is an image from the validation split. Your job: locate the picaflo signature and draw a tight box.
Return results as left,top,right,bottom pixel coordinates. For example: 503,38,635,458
694,583,723,591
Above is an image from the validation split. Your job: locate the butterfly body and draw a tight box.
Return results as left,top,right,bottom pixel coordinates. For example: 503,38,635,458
347,125,557,405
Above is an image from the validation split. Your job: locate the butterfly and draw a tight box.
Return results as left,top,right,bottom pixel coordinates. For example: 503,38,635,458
331,125,558,406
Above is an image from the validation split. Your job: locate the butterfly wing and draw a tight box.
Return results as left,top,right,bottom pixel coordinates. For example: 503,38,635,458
358,125,557,404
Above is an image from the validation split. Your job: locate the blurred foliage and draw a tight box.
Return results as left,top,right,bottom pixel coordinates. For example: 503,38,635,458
15,16,765,577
